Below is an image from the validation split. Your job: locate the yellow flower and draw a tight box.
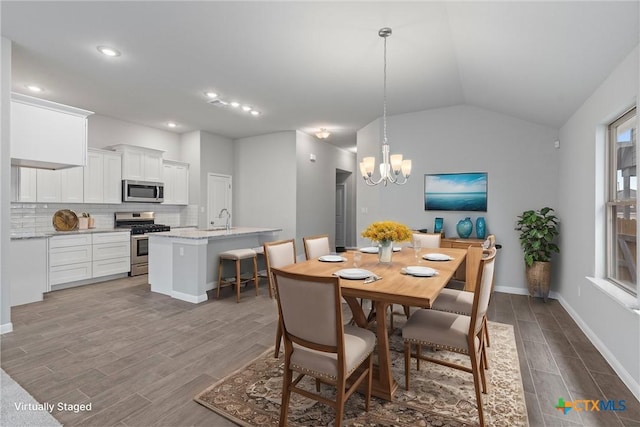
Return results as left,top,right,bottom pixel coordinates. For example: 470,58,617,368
361,221,412,243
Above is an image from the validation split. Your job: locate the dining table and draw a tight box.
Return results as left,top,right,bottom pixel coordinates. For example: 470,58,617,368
278,246,469,401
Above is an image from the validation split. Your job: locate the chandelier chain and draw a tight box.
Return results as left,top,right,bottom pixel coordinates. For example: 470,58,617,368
383,33,388,145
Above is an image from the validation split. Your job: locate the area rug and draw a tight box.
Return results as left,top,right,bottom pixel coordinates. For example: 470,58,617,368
194,321,528,426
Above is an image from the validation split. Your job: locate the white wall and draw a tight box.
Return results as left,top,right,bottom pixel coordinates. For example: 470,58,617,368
357,105,559,292
234,132,297,243
295,131,357,249
557,45,639,399
199,131,234,229
1,37,12,332
88,114,181,160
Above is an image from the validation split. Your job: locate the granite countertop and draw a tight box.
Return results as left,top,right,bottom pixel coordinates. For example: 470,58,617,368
10,228,127,240
148,227,281,240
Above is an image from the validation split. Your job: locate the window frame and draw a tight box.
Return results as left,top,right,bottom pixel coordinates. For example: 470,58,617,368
606,107,637,296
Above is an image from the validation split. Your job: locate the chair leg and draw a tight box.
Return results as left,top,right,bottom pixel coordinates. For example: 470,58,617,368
274,321,282,358
416,344,421,371
483,317,490,347
279,364,292,427
253,256,259,296
217,259,224,299
365,355,373,411
235,259,241,303
404,341,411,390
334,378,345,427
470,351,486,427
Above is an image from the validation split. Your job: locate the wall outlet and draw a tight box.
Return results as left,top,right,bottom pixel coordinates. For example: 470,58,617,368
578,286,581,297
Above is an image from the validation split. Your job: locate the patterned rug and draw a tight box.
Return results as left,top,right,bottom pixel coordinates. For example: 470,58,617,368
194,321,528,426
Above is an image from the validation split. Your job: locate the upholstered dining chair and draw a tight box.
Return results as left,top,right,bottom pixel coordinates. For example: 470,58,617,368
264,239,297,357
431,247,497,368
412,232,441,248
271,267,375,427
402,247,497,427
303,234,331,260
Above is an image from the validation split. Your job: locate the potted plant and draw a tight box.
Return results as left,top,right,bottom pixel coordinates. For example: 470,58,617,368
515,207,559,301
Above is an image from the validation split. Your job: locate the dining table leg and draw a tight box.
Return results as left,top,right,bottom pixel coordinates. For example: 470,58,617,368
344,296,398,401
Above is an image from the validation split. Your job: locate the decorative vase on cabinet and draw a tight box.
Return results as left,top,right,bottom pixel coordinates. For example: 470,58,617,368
456,217,473,239
476,217,486,239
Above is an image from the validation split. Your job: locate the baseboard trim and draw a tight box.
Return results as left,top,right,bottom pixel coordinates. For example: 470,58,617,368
556,294,640,402
493,285,560,301
1,322,13,335
170,290,208,304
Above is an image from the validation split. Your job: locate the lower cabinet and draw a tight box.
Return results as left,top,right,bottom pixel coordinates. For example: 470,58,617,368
49,232,131,288
92,232,130,277
10,238,47,306
49,234,92,286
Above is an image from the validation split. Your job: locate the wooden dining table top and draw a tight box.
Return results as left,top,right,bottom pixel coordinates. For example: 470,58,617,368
279,247,468,308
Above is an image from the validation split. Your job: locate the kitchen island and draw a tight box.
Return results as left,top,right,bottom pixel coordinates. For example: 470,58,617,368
148,227,281,303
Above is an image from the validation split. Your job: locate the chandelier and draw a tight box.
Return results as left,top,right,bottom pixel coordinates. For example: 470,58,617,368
359,27,412,186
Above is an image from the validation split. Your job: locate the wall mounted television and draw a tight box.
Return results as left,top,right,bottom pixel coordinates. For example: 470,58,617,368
424,172,488,211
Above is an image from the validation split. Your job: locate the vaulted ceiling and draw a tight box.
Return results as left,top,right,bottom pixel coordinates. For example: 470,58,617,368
2,1,638,150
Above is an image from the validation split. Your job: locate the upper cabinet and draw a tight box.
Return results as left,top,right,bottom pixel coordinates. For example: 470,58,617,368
11,93,93,170
36,167,84,203
162,160,189,205
84,149,122,204
112,145,164,182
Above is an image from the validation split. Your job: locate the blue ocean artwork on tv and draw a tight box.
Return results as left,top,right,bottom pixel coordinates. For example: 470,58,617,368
424,172,487,211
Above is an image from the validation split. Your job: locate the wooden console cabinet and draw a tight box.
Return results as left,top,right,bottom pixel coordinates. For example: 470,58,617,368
440,238,485,291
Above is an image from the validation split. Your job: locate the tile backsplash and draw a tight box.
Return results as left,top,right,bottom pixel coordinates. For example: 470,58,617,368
11,203,199,234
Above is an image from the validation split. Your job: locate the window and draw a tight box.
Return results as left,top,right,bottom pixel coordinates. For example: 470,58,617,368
607,107,637,295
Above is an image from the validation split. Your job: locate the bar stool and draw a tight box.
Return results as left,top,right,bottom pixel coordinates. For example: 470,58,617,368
217,248,259,303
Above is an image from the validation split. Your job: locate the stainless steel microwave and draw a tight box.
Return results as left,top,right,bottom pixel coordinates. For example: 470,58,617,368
122,180,164,203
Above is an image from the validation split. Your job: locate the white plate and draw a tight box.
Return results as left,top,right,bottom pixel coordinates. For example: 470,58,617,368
318,255,345,262
333,268,373,280
359,246,378,253
359,246,402,254
423,253,452,261
403,266,437,277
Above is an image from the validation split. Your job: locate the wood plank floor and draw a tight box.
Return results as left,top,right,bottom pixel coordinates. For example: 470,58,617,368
1,275,638,426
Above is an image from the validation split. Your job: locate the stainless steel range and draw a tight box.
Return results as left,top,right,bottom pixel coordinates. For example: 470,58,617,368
114,212,170,276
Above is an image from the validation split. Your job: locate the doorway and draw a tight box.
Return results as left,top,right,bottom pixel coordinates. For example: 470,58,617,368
335,183,346,251
207,173,232,228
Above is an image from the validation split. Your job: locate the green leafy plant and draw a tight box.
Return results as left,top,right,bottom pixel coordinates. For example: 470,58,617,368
515,207,559,267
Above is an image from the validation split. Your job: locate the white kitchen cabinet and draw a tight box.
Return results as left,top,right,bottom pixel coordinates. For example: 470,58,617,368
11,166,37,203
10,237,47,306
60,167,84,203
49,234,92,286
36,167,84,203
11,92,93,170
162,160,189,205
92,232,130,277
84,149,122,204
36,169,61,203
112,145,164,182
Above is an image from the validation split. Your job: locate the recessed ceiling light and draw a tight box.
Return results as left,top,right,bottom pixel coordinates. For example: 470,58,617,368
97,46,121,57
230,101,240,108
25,84,43,93
250,110,261,116
241,105,252,112
205,91,218,98
167,122,177,128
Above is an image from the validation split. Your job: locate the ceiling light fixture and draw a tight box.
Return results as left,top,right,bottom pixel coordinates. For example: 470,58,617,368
359,27,411,186
250,110,260,116
25,84,43,93
241,105,252,112
167,122,177,128
97,46,121,57
205,91,218,98
230,101,240,108
315,128,331,139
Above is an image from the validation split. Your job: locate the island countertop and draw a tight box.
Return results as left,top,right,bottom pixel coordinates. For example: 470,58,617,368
149,227,282,240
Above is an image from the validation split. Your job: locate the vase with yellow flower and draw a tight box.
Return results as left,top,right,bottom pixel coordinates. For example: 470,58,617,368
361,221,412,264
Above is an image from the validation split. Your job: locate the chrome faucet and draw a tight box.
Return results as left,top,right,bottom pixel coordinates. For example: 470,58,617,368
218,208,231,231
